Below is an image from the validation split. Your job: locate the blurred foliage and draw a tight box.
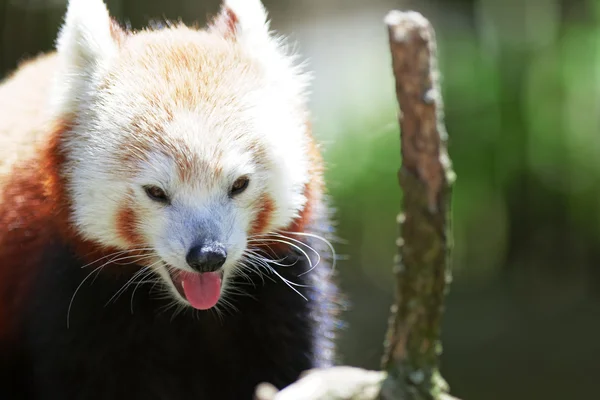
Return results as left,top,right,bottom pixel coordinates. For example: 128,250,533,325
2,0,600,399
314,0,600,398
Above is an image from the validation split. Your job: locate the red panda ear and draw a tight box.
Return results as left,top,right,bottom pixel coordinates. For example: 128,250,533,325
56,0,120,66
210,0,271,43
211,6,240,40
51,0,123,117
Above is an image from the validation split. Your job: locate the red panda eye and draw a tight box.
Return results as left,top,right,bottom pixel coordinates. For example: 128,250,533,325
143,185,170,204
230,176,250,197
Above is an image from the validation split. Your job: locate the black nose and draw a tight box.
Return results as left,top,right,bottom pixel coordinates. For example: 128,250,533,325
186,242,227,273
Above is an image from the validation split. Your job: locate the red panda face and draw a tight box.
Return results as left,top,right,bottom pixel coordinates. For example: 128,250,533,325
53,0,314,309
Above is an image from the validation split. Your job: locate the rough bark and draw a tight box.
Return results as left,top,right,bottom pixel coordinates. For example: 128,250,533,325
380,9,456,400
254,10,458,400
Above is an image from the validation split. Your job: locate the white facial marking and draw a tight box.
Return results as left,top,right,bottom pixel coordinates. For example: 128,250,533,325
55,0,313,309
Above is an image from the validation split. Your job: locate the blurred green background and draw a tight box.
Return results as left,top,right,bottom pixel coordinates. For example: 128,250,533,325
2,0,599,398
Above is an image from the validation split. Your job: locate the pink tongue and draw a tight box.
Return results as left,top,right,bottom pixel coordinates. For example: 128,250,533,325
181,272,222,310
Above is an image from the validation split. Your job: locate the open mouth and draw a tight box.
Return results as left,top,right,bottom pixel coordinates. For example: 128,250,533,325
166,268,224,310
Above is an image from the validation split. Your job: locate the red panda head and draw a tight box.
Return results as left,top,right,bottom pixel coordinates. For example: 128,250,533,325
51,0,318,310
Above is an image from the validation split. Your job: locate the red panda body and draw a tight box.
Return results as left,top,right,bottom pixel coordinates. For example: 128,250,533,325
0,1,339,398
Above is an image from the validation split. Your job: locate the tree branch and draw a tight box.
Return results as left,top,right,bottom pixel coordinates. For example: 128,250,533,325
254,10,458,400
380,10,456,400
255,368,387,400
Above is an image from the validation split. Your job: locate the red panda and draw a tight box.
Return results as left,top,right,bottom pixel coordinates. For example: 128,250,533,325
0,0,339,398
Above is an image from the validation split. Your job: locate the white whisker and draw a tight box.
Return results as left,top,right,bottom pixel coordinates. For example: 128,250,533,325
67,264,106,329
130,271,158,314
243,249,297,267
80,247,154,269
277,230,337,276
267,267,308,301
249,238,314,272
106,259,162,308
105,268,148,307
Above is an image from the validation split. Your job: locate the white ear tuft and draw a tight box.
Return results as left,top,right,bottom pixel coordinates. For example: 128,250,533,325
51,0,119,117
56,0,117,67
212,0,271,45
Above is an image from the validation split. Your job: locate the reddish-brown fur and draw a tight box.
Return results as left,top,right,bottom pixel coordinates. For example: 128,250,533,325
0,121,122,341
253,121,324,252
0,53,71,339
116,203,144,247
0,161,51,342
250,194,275,236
